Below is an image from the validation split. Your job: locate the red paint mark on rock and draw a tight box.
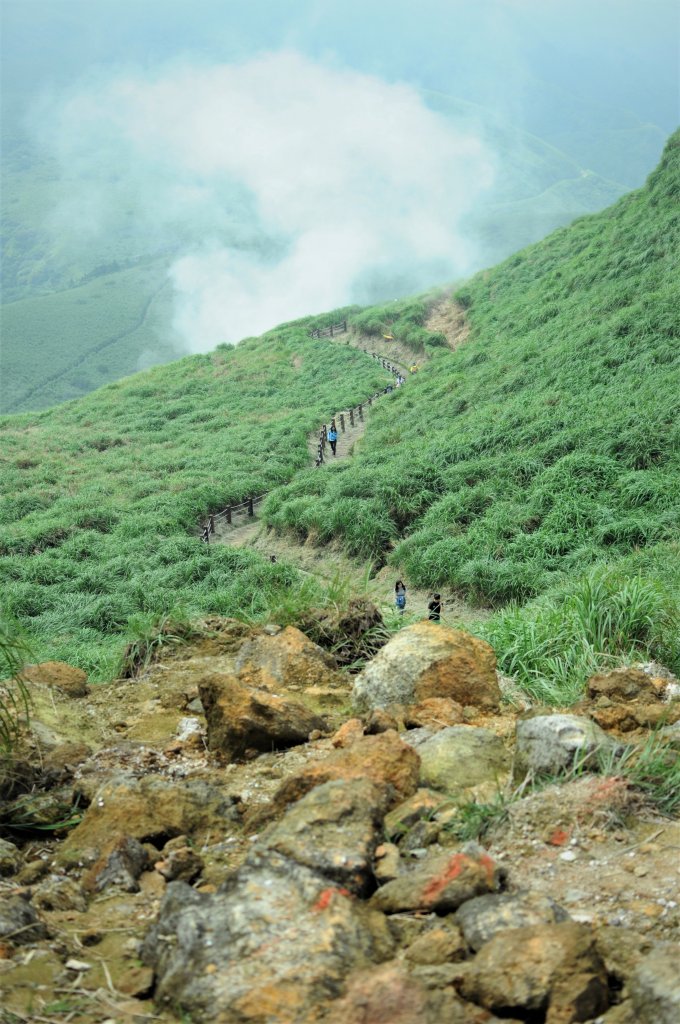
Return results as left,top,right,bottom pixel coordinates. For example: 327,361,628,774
421,854,467,905
548,829,571,847
312,887,351,911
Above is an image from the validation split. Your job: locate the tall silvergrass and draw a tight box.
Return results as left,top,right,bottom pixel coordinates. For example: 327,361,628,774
482,567,679,704
0,611,31,754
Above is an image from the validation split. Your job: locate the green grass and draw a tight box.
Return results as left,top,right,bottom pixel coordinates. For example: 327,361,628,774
0,315,389,677
265,131,680,615
481,559,680,703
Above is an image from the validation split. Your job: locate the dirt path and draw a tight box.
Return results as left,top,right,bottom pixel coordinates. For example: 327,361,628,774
210,322,485,625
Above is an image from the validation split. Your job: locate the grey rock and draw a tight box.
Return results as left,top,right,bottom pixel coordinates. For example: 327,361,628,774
89,836,149,893
455,891,570,951
0,893,48,944
352,622,500,713
417,726,510,795
142,851,394,1023
629,943,680,1024
254,778,387,895
515,714,620,778
371,843,504,914
0,837,21,876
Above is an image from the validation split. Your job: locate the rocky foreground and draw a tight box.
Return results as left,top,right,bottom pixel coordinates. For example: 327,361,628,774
1,614,679,1023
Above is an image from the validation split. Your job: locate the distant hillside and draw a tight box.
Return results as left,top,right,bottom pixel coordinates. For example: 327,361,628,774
2,92,666,413
266,130,680,604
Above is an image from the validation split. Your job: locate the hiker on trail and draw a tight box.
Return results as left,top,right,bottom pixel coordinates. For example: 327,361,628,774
410,364,419,374
428,593,442,622
328,420,338,456
395,580,407,614
270,555,277,564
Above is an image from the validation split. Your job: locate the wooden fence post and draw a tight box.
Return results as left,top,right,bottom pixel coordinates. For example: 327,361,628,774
318,443,324,464
248,497,254,517
358,404,363,420
209,515,215,534
349,407,355,427
226,506,232,524
340,413,345,432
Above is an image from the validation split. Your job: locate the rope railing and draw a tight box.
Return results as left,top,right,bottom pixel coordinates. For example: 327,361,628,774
200,347,407,542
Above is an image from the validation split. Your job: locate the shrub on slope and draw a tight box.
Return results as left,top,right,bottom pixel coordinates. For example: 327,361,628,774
265,131,680,604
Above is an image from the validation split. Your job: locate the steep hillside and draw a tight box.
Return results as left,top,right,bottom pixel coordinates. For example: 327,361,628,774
265,131,680,607
0,317,389,675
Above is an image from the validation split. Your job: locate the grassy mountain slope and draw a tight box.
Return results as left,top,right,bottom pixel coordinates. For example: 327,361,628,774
0,318,389,676
265,131,680,606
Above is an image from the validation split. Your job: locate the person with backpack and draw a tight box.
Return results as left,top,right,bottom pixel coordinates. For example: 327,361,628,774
395,579,407,614
428,593,442,622
328,420,338,456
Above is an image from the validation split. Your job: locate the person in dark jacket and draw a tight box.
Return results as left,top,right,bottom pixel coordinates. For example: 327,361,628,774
428,593,442,621
395,579,406,613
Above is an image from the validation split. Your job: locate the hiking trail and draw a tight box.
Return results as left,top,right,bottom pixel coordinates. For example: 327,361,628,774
209,312,485,627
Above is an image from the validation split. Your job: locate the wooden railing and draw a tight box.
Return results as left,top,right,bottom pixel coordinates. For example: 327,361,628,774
308,319,348,339
200,350,404,542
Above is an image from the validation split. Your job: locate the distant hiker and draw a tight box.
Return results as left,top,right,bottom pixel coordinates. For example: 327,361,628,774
428,593,442,622
270,554,277,564
410,364,419,374
328,420,338,456
395,579,407,614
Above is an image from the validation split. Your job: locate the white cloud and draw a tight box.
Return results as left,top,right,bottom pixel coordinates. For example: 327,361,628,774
40,52,494,350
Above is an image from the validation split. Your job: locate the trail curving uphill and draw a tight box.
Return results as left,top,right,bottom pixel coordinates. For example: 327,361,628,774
209,311,485,626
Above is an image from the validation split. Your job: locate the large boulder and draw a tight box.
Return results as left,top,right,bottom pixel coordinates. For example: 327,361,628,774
256,778,388,896
416,726,510,795
460,922,609,1023
515,714,621,778
271,730,420,814
628,944,680,1024
142,852,394,1023
352,624,500,713
57,773,238,866
371,844,503,915
198,673,327,759
233,625,344,691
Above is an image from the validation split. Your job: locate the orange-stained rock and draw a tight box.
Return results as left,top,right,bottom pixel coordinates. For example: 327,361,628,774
460,922,609,1024
332,718,365,747
324,961,471,1023
20,661,89,698
233,625,344,692
587,668,660,703
365,707,401,734
384,789,451,840
404,697,465,730
272,730,420,813
198,673,327,760
56,773,238,867
353,623,500,713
